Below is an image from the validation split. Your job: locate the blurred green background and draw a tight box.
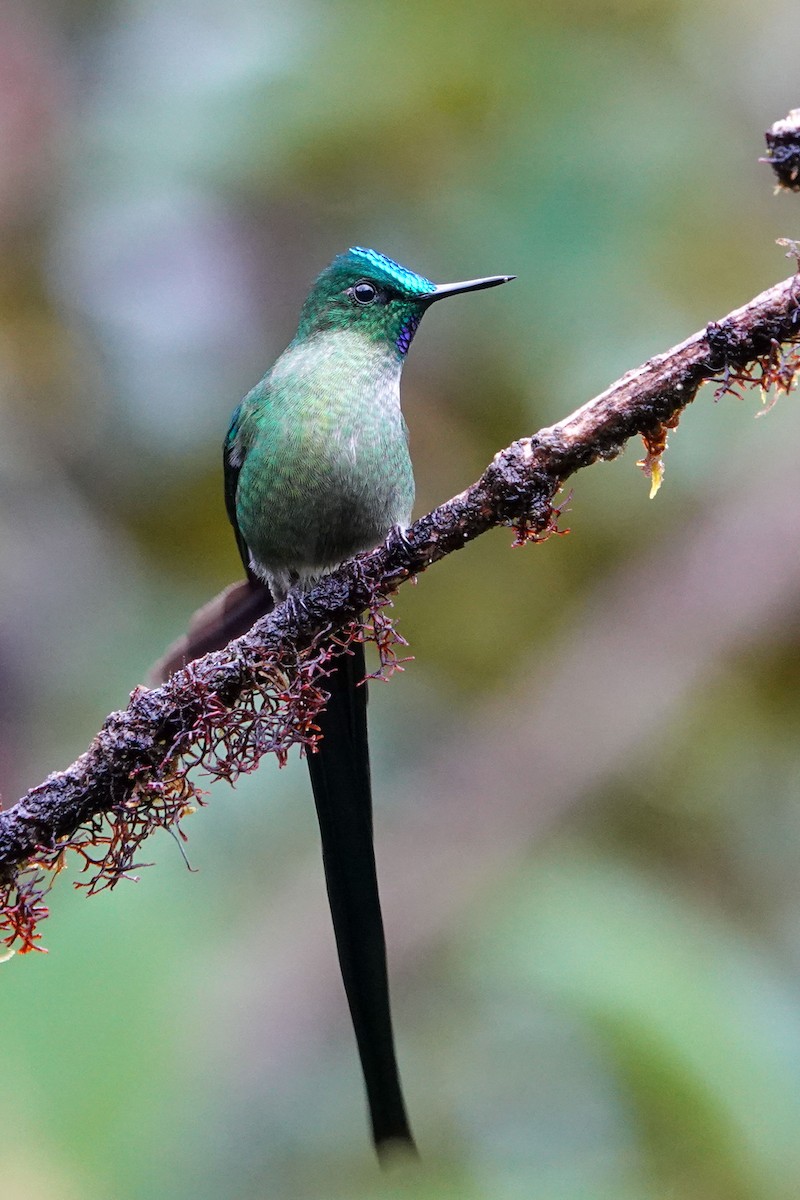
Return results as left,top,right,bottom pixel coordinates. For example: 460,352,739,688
3,2,800,1197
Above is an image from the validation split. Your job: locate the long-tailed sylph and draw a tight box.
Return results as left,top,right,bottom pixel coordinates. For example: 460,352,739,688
156,248,514,1156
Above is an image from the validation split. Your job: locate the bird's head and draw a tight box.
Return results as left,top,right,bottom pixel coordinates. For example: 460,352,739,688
296,247,514,357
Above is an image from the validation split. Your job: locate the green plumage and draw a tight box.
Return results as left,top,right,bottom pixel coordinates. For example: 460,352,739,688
230,330,414,593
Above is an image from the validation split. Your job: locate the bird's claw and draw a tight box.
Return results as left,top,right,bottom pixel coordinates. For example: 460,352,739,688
285,589,309,623
384,523,414,554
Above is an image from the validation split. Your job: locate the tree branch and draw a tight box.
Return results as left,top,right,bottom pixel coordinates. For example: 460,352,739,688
1,261,799,950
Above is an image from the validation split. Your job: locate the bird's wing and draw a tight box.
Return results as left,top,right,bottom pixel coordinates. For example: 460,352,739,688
224,402,257,580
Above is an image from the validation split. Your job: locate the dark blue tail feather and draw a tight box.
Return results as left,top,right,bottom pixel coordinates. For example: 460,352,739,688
307,640,416,1156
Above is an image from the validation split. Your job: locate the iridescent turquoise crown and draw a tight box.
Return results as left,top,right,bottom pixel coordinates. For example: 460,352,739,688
341,247,434,296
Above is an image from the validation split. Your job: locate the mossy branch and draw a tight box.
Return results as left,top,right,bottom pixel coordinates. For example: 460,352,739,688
2,124,800,952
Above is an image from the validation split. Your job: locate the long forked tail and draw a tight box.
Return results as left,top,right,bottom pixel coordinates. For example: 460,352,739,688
307,639,416,1158
150,579,274,683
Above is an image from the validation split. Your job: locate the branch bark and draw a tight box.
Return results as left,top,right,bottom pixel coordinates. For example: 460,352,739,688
1,267,799,945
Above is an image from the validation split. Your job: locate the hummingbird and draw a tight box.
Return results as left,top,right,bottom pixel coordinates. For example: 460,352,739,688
155,248,514,1157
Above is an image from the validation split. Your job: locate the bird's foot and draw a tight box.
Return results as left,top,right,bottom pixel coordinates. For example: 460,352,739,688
384,523,414,554
284,588,309,624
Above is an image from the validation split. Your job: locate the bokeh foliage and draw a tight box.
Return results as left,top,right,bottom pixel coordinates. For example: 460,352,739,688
2,2,800,1197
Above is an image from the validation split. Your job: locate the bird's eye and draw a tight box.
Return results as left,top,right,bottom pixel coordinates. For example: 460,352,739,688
351,280,378,305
